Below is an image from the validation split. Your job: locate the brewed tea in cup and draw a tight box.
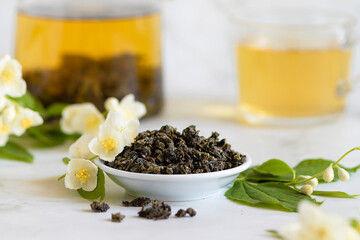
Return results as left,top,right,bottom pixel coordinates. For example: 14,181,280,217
236,8,356,125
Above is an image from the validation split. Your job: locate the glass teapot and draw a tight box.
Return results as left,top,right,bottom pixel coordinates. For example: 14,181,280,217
15,0,163,117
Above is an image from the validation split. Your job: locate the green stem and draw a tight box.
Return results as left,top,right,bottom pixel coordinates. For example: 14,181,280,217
291,168,296,182
333,147,357,166
237,176,247,181
57,173,66,181
287,172,323,186
286,147,359,186
89,155,98,161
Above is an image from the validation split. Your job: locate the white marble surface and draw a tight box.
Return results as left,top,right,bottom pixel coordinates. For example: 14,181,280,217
1,0,360,239
1,93,360,239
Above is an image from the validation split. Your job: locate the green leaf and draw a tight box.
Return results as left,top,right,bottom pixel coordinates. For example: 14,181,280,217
45,103,69,118
346,164,360,173
24,124,67,148
238,167,293,183
0,141,34,163
77,168,105,201
241,159,360,184
225,180,319,212
10,91,46,117
312,190,360,198
62,157,71,165
256,159,294,176
294,159,360,183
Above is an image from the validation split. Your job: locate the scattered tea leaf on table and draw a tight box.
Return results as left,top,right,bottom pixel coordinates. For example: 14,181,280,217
225,180,320,212
77,168,105,201
256,159,294,176
312,190,360,198
0,141,34,163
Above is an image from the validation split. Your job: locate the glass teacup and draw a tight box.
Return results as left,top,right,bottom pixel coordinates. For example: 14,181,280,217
235,8,356,126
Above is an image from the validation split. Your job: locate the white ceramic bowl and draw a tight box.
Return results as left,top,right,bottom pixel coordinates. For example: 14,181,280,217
95,155,252,201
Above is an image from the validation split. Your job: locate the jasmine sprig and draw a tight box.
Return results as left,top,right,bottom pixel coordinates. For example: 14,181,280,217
285,147,358,194
58,95,145,201
0,55,45,163
226,147,360,212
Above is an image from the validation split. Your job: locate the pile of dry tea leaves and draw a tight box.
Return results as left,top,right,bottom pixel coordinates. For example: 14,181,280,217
105,125,246,174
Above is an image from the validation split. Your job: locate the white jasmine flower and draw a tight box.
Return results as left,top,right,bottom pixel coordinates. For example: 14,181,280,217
11,107,43,136
300,185,313,195
0,55,26,97
336,165,350,182
88,124,126,162
0,96,6,111
65,158,98,191
323,164,335,183
279,201,360,240
60,103,104,136
0,97,16,146
299,175,318,187
104,94,146,120
1,102,16,125
104,111,139,146
0,119,10,146
69,134,96,159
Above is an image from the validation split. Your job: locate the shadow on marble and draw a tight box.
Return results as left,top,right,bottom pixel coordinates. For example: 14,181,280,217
103,179,134,205
81,209,94,213
2,176,75,199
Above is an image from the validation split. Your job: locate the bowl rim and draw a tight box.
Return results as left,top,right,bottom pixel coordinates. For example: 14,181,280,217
95,154,252,181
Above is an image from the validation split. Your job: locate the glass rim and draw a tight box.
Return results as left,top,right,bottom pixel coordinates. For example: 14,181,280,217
233,7,357,31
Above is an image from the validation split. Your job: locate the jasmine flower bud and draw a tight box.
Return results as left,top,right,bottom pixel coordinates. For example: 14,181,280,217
299,175,318,187
336,165,350,182
300,185,313,195
323,164,334,183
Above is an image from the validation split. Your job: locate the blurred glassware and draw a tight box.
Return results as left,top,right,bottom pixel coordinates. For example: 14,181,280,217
15,0,164,117
233,7,357,126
